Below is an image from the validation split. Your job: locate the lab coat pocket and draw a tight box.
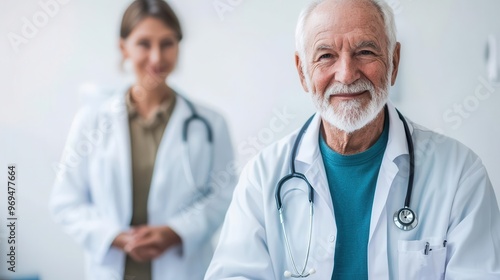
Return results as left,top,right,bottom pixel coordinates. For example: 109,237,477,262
398,238,446,280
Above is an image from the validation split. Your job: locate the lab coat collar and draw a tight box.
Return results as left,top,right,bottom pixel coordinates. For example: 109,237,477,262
294,113,322,166
384,102,412,163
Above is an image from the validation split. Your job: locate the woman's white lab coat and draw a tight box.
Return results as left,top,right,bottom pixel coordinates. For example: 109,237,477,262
205,103,500,280
50,87,236,280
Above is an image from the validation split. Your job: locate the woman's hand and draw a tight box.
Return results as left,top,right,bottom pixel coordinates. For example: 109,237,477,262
119,225,181,262
111,231,133,251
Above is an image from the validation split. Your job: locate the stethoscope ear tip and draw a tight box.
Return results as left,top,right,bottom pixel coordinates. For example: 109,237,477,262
284,271,292,278
309,268,316,275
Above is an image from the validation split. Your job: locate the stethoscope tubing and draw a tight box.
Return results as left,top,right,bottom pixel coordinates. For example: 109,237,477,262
396,110,415,208
276,115,315,278
177,93,214,193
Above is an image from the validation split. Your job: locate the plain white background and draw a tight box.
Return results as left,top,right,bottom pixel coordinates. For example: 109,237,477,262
0,0,499,279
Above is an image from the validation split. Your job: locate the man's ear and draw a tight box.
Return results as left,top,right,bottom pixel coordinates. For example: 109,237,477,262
295,52,310,92
391,42,401,86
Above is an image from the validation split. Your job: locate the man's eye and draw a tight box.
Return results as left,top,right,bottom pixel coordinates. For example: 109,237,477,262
319,53,332,60
358,50,375,55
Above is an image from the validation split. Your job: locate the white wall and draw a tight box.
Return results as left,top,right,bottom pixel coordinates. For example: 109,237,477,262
393,0,500,194
0,0,498,279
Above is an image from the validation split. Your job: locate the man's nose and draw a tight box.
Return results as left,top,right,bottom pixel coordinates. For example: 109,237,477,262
333,55,360,85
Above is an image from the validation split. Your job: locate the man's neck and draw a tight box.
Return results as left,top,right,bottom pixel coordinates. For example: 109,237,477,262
321,108,386,155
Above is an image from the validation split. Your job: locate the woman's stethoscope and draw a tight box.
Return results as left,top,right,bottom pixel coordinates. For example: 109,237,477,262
177,94,214,194
275,109,417,278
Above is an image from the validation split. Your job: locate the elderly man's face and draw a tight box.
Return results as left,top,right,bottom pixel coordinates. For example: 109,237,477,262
296,0,400,132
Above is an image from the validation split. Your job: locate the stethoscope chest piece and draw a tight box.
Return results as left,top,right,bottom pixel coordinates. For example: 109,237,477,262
393,207,418,231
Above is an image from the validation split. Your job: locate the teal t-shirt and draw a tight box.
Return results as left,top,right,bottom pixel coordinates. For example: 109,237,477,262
319,116,389,280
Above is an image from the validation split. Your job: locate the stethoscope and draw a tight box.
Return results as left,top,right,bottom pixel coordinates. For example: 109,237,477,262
275,109,417,278
177,94,214,193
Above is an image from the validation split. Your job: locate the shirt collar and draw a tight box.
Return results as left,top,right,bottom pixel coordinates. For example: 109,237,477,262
125,88,176,127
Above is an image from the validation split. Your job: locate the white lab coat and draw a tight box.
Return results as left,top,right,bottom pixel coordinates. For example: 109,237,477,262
206,103,500,280
50,86,236,280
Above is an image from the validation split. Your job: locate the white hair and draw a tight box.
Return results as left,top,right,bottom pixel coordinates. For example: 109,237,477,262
295,0,397,66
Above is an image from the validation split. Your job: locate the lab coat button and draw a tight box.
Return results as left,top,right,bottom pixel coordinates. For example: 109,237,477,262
329,235,335,243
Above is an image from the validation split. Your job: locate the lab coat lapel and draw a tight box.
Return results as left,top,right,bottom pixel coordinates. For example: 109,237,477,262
369,102,412,241
106,91,133,225
147,95,189,221
306,159,332,211
295,114,335,216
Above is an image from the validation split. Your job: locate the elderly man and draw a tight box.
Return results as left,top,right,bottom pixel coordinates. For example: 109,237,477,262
205,0,500,279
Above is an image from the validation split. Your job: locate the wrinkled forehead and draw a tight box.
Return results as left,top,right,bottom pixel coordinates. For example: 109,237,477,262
304,0,387,51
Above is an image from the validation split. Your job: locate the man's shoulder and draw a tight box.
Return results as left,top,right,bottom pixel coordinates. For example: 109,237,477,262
410,120,481,168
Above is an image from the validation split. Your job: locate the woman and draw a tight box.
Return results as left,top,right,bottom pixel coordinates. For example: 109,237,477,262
50,1,236,279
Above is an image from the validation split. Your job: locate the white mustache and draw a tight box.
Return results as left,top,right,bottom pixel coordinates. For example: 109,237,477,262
325,79,375,97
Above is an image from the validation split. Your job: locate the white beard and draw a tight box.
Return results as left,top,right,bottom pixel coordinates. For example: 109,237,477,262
311,78,390,133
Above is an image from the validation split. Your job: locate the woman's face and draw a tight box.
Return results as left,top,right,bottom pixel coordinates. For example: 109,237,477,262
120,16,179,89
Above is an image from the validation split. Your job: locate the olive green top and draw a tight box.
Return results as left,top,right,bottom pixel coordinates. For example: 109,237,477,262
124,89,176,280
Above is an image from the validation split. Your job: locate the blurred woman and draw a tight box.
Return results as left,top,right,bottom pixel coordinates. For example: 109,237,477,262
50,1,236,279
